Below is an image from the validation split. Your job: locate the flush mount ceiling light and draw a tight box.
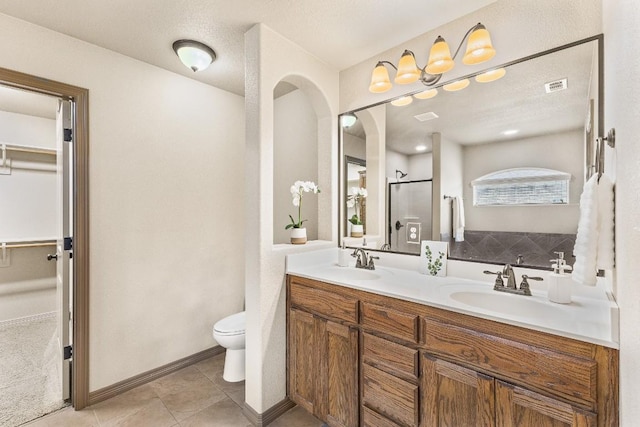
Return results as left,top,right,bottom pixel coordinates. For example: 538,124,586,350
341,113,357,128
172,39,217,72
368,22,496,93
502,129,519,136
415,144,428,152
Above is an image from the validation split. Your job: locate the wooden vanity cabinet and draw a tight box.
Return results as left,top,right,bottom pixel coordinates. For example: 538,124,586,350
286,275,618,427
288,281,359,427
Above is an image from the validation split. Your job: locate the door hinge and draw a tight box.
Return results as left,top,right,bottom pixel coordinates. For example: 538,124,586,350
64,345,72,360
64,128,72,142
64,237,73,251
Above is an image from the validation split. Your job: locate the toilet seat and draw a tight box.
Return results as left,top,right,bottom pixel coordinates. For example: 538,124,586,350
213,311,245,336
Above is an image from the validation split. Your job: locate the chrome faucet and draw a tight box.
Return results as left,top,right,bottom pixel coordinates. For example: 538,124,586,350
352,248,379,270
484,264,542,296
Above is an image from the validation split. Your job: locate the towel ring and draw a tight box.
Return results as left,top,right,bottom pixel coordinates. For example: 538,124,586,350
597,128,615,148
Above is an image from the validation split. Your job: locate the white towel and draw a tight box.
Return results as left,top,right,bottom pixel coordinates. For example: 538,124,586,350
572,175,599,286
596,174,615,270
572,174,616,286
452,196,465,242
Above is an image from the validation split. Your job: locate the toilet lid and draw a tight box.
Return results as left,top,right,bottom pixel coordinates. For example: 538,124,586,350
214,311,245,335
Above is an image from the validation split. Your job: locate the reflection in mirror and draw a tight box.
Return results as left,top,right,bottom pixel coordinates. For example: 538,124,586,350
340,36,602,269
344,156,367,236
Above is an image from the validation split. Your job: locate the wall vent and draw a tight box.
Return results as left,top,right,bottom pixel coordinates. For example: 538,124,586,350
545,78,568,93
414,111,439,122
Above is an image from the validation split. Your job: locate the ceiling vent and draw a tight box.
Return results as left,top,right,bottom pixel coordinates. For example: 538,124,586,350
545,78,568,94
414,111,439,122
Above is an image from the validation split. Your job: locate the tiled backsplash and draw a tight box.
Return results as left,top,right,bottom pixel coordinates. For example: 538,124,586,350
447,230,576,269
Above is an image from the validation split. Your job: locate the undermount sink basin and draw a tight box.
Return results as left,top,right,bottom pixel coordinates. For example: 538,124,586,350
448,290,566,319
319,266,381,281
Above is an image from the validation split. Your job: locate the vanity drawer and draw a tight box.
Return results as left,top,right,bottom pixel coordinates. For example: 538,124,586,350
289,281,358,323
423,318,598,408
361,302,419,343
363,364,419,427
363,333,419,381
363,406,403,427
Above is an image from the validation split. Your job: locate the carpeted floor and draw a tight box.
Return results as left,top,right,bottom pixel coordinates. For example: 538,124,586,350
0,313,67,427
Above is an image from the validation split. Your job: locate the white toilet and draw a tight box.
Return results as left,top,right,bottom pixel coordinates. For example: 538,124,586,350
213,311,246,382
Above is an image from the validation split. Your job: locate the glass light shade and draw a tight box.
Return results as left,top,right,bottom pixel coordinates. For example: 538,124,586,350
475,68,506,83
173,40,216,72
462,24,496,65
425,36,454,75
369,63,392,93
413,88,438,100
394,50,420,84
390,96,413,107
341,113,357,128
443,79,470,92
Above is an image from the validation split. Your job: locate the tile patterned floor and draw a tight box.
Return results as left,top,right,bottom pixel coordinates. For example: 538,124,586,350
22,353,323,427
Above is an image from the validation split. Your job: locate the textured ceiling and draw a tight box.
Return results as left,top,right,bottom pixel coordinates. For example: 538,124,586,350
0,0,494,96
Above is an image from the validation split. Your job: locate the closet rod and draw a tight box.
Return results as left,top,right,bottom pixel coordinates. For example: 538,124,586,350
1,144,56,156
1,240,56,249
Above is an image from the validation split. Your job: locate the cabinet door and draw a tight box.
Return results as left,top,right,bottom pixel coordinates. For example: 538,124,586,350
422,355,495,427
321,319,359,427
289,309,319,414
496,380,596,427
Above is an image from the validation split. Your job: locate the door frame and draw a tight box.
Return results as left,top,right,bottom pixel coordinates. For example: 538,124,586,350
0,66,90,409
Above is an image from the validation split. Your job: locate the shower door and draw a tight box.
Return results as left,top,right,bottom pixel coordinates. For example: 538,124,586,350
388,180,433,254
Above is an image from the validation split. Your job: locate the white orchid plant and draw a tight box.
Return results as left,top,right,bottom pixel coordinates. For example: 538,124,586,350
346,187,367,225
286,180,321,229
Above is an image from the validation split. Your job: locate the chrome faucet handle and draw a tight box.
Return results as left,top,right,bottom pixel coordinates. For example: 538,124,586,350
367,255,380,270
519,275,542,296
484,270,504,288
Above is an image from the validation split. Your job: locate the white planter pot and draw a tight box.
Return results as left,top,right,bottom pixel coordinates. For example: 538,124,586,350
290,227,307,244
351,224,364,237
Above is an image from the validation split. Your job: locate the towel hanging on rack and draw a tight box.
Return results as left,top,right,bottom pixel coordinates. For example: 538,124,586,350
572,174,615,285
452,197,465,242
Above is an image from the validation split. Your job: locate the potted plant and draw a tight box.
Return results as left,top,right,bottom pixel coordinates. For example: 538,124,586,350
286,180,320,244
346,187,367,237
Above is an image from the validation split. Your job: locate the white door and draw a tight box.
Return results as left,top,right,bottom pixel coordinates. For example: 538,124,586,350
55,99,73,400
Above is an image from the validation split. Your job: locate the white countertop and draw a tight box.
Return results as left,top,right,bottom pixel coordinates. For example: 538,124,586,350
286,248,619,349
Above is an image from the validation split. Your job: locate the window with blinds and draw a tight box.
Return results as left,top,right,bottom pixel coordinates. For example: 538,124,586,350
472,168,571,206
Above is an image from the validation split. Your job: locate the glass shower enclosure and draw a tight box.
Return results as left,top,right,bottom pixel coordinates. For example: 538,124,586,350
388,179,433,254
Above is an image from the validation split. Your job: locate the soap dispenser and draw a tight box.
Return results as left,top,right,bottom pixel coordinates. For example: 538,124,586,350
548,251,573,304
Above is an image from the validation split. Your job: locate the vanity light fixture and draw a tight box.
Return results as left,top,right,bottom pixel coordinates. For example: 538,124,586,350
172,39,217,72
390,96,413,107
443,78,470,92
475,68,506,83
341,113,357,128
413,88,438,100
368,22,496,93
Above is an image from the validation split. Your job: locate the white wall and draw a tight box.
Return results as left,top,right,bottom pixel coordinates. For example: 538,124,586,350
343,132,366,160
603,1,640,424
0,110,56,321
437,136,463,239
408,152,433,181
463,130,582,233
273,89,319,244
0,13,246,391
244,23,338,413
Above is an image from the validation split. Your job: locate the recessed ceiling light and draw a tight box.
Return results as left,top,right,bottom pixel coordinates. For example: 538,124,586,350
414,112,439,122
502,129,519,136
415,145,427,152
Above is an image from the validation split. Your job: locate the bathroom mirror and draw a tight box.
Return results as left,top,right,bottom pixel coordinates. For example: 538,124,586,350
339,35,603,269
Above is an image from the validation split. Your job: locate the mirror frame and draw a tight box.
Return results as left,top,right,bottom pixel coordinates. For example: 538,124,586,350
338,34,604,268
